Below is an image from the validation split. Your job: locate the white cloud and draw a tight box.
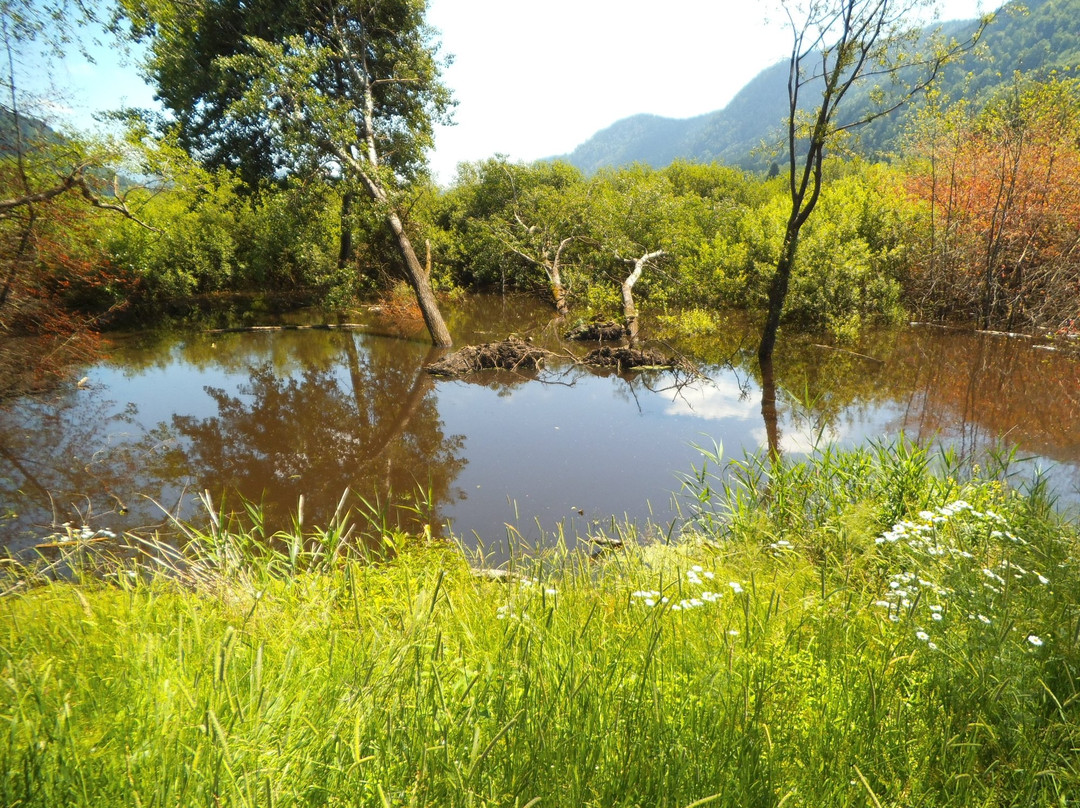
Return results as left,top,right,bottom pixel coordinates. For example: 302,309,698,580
664,377,757,422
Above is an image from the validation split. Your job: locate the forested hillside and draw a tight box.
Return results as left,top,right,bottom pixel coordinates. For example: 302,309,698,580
559,0,1080,173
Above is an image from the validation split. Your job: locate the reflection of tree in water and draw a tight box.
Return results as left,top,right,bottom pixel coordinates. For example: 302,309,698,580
740,329,1080,478
889,332,1080,465
0,389,167,553
165,334,466,535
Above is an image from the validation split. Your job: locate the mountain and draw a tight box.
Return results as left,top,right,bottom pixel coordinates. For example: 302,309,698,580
0,106,67,153
556,0,1080,173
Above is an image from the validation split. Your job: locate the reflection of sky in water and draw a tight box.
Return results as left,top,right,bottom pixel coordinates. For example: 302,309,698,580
92,354,247,428
435,368,886,547
6,323,1080,557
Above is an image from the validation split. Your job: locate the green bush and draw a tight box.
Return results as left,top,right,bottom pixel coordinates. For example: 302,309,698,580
3,444,1078,806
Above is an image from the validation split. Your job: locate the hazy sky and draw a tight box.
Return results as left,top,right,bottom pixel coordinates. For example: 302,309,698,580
19,0,986,183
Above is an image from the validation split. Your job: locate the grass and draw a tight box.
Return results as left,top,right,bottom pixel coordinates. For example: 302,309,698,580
2,442,1079,806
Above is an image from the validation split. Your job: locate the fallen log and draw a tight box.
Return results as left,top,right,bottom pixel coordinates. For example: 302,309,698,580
205,323,369,334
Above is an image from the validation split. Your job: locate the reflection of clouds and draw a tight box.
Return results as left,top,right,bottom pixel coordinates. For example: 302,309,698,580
663,378,757,421
751,425,844,456
664,375,856,456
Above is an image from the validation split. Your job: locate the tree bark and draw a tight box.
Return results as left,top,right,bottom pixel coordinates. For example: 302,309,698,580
385,210,453,347
550,274,569,317
620,249,664,346
758,226,800,364
548,236,574,316
337,191,354,269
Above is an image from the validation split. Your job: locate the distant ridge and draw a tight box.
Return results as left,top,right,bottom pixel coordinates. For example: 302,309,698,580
554,0,1080,173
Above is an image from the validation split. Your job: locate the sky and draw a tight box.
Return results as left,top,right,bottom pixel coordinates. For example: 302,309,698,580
16,0,987,184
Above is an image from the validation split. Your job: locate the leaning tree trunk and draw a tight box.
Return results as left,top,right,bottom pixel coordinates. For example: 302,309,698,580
385,211,453,347
339,125,453,347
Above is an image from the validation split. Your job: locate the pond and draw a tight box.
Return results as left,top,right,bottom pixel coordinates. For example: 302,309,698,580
3,295,1079,558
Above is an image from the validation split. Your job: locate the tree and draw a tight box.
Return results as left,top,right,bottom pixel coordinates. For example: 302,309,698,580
906,75,1080,332
471,159,589,316
758,0,987,363
121,0,456,346
0,0,156,393
589,166,680,343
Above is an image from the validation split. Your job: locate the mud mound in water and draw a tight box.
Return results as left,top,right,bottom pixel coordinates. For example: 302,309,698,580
424,337,555,377
564,320,626,342
582,345,675,370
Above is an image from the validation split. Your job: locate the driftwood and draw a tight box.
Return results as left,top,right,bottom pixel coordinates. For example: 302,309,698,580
581,345,675,371
424,338,689,379
564,320,627,342
471,567,528,583
810,343,885,366
424,337,554,377
205,323,369,334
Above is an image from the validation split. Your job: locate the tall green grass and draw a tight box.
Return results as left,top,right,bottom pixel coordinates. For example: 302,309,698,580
2,443,1079,806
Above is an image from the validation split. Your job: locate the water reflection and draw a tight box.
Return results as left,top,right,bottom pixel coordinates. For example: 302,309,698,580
162,335,466,535
2,299,1078,557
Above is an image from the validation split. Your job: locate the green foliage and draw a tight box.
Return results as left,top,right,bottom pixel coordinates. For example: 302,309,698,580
3,444,1079,805
432,157,911,339
781,166,910,339
119,0,453,189
104,147,342,308
433,158,591,301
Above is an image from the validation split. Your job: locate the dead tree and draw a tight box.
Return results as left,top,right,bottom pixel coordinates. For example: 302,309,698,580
618,249,665,345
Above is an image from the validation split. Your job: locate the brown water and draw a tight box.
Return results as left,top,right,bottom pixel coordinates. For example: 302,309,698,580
3,295,1079,556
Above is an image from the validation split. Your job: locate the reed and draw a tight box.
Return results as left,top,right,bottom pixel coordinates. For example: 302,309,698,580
2,445,1078,806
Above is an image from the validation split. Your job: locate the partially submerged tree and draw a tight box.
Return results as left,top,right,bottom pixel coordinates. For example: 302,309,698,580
121,0,456,345
617,249,665,345
591,166,678,343
758,0,989,362
487,160,589,317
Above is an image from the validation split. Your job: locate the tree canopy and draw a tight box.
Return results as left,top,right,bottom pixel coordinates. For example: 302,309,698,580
121,0,456,344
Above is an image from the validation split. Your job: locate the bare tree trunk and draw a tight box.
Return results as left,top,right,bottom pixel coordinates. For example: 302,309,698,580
620,282,639,345
549,272,569,317
547,236,574,317
385,210,453,347
620,250,664,346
